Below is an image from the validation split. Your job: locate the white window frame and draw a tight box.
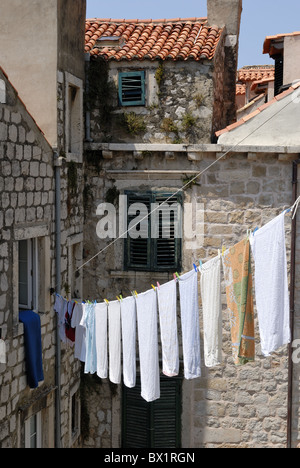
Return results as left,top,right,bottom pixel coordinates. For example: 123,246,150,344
18,238,39,312
25,412,42,449
13,224,51,329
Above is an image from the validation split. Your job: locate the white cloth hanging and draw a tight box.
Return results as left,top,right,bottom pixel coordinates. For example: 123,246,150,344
157,279,179,377
95,302,108,379
136,289,160,402
200,256,223,367
250,212,291,356
71,303,86,362
80,303,97,375
121,296,136,388
179,269,201,379
108,300,121,384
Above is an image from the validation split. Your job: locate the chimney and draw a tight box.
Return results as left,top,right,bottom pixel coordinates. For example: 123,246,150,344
207,0,242,36
207,0,243,129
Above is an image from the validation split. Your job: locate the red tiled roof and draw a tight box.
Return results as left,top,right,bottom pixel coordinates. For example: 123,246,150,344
85,18,223,61
237,66,275,83
216,81,300,138
263,31,300,55
250,76,274,92
236,83,246,95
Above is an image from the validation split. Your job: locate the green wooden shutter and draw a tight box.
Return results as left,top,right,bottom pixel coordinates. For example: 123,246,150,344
124,192,182,272
125,192,151,271
122,376,182,449
153,193,182,272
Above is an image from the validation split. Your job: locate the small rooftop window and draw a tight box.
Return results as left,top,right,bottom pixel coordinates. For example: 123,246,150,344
95,36,126,49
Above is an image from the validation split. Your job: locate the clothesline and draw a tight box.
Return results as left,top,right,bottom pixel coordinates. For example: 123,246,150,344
53,198,300,402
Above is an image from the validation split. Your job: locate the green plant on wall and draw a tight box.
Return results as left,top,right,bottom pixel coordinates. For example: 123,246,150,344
182,174,201,190
155,62,165,89
120,112,146,135
161,117,183,144
182,112,197,132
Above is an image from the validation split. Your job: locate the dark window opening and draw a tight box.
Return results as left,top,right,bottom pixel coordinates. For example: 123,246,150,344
122,376,182,448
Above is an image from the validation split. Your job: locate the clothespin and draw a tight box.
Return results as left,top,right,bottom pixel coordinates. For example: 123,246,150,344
104,299,109,305
120,295,123,301
193,263,198,273
253,227,259,236
218,249,221,258
135,290,138,297
173,273,177,282
116,296,120,302
199,260,203,270
175,272,180,280
151,284,156,291
156,282,160,290
222,245,226,256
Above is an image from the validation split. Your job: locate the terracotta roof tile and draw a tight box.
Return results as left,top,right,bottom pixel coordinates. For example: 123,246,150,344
263,31,300,55
85,18,223,61
236,83,246,95
237,66,275,83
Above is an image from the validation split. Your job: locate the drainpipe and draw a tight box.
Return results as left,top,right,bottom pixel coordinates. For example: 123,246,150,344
287,158,300,448
85,53,93,143
54,149,62,449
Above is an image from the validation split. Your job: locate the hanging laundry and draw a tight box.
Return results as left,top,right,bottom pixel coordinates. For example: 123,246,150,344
179,270,201,379
136,289,160,402
65,301,76,344
223,238,255,365
250,212,290,356
71,302,86,362
80,302,97,374
95,302,108,379
19,310,44,389
108,300,121,384
200,255,223,368
157,279,179,377
120,296,136,388
0,338,6,365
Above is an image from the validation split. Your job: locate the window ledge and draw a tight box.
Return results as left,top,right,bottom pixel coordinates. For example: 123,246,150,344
110,270,173,281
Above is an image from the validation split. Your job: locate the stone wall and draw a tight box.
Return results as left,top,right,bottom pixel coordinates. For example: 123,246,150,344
88,58,223,145
82,146,295,448
0,69,83,448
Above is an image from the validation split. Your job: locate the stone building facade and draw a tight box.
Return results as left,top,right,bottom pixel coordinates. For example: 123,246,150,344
82,141,296,448
80,0,299,450
0,0,86,448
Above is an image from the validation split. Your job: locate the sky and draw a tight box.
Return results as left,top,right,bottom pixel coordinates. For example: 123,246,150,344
86,0,300,68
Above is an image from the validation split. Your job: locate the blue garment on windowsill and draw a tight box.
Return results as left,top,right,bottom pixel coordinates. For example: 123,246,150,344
19,310,44,389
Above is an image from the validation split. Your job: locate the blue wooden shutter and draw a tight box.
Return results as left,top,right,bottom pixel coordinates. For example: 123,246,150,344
119,71,145,106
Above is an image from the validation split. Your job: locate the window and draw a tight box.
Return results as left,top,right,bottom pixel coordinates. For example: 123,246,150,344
69,383,81,446
124,192,182,272
122,376,182,448
119,71,145,106
18,239,38,312
25,412,42,449
65,72,83,162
